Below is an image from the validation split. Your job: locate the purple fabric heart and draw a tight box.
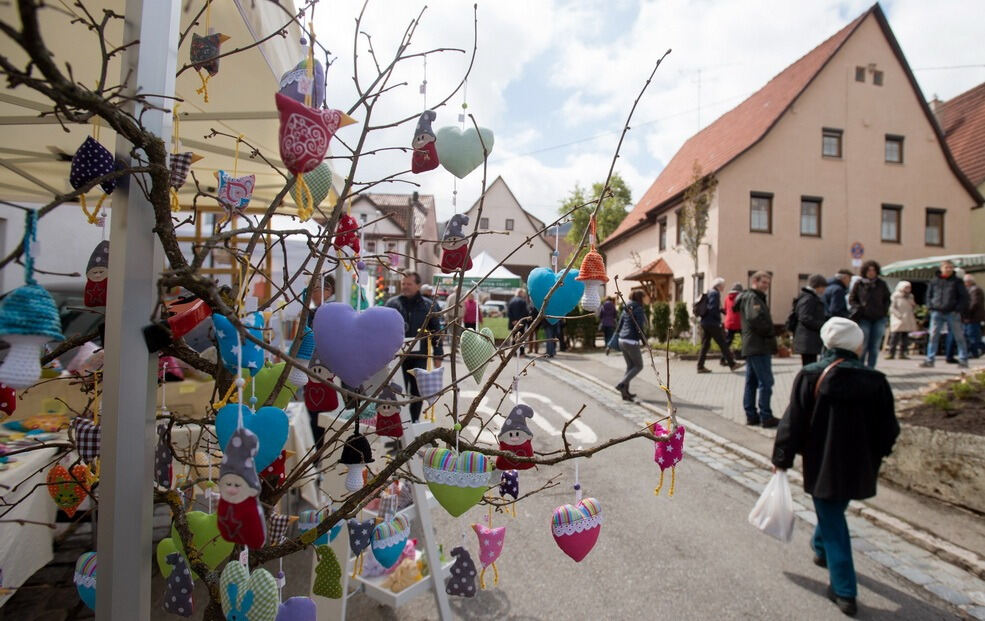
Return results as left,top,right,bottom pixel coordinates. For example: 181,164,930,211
313,303,404,388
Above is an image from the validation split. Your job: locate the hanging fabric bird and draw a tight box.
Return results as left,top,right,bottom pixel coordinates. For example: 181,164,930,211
190,32,228,103
472,522,506,589
334,213,360,254
70,137,119,224
652,422,685,497
411,110,439,173
216,427,266,548
275,93,344,221
169,152,194,212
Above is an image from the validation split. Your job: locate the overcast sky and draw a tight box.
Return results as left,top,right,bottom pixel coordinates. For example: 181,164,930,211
315,0,985,227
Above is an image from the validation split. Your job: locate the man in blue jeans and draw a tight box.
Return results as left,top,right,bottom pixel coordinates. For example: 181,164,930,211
920,260,969,369
734,271,779,427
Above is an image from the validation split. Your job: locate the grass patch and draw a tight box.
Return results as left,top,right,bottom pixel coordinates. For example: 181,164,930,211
952,380,976,400
480,316,511,340
922,391,955,411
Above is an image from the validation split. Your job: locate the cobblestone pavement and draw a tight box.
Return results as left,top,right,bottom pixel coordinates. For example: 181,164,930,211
537,356,985,620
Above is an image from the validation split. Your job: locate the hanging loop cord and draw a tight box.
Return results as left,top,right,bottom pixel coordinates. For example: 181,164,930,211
80,118,108,224
195,0,213,102
170,104,182,212
295,21,318,223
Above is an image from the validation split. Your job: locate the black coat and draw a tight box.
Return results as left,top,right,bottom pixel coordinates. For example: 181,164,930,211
821,278,850,318
385,293,444,359
735,289,776,356
848,278,891,321
926,272,969,314
507,295,529,323
772,351,900,500
793,288,826,355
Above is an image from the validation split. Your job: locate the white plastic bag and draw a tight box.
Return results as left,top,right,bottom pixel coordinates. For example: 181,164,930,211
748,470,795,542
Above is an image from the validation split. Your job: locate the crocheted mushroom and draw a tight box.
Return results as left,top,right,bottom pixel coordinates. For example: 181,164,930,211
0,284,64,388
339,433,373,492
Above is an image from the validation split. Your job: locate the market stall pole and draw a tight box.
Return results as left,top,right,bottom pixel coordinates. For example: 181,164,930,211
96,0,179,618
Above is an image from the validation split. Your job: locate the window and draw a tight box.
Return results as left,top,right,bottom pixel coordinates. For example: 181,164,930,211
658,217,667,251
881,204,902,243
797,273,810,291
479,217,489,229
675,208,683,245
800,196,821,237
925,208,945,247
750,192,772,233
505,218,514,231
873,70,884,86
366,240,376,252
822,128,843,158
855,66,866,82
359,213,368,224
695,273,705,297
673,278,684,302
885,135,904,163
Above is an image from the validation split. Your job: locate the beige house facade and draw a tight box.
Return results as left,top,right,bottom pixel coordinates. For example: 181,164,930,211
348,192,440,285
601,5,982,317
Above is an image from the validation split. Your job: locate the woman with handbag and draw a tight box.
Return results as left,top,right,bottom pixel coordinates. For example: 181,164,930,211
615,290,649,401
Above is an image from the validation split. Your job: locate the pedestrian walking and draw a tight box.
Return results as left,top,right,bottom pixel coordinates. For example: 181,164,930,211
919,260,969,368
963,274,984,358
463,295,479,331
696,278,741,373
720,283,743,365
735,271,779,427
507,288,530,356
599,296,618,354
615,290,649,401
848,260,891,369
822,269,853,319
886,281,916,359
385,272,443,422
793,274,828,366
772,317,900,617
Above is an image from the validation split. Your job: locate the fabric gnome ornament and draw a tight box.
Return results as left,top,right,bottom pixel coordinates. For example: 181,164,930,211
411,110,439,173
439,214,472,274
163,552,194,617
304,354,339,414
339,432,373,492
445,546,477,598
154,423,174,488
217,427,267,548
83,241,109,307
496,404,535,471
374,382,404,438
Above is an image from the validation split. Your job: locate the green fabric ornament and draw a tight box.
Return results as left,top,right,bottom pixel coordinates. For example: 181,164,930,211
461,327,496,384
290,163,332,212
220,561,279,621
156,511,234,579
312,545,343,599
243,363,298,409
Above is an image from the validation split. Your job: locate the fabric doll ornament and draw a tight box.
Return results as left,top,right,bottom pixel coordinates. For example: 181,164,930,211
0,383,16,417
275,93,344,220
334,213,360,254
278,57,325,108
70,136,118,222
472,522,506,588
435,126,494,179
652,422,686,497
47,463,93,518
312,545,343,599
495,404,535,471
444,546,477,598
220,560,279,621
371,514,410,569
347,518,374,576
408,366,444,407
163,552,194,617
551,497,602,563
74,551,97,610
303,355,339,414
339,432,373,492
421,447,494,517
190,32,228,103
216,169,256,220
83,241,110,307
411,110,439,173
439,214,472,274
374,382,404,438
276,597,316,621
70,416,100,463
217,427,266,549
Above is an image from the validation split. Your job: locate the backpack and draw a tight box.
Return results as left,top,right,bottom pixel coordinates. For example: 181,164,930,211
784,296,800,334
692,293,709,318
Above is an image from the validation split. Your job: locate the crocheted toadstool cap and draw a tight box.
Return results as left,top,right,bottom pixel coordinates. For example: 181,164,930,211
575,249,609,283
0,284,64,342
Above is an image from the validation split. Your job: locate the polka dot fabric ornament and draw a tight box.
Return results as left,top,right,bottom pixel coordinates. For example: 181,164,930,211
472,523,506,588
334,213,360,254
47,464,93,518
312,545,343,599
444,546,477,597
0,383,16,417
216,428,266,549
163,552,194,617
70,136,118,194
652,422,685,497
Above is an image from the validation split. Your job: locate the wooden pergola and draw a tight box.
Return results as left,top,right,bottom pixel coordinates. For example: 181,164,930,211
625,257,674,301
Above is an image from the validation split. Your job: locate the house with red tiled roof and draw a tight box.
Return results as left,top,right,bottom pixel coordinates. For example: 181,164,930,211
600,4,982,317
933,82,985,251
347,192,440,287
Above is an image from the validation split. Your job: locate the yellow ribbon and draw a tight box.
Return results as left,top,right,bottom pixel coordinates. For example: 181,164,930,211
295,173,314,221
195,69,210,103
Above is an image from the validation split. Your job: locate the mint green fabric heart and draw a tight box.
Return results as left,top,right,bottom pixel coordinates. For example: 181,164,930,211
435,126,494,178
290,163,332,210
461,327,495,384
220,561,278,621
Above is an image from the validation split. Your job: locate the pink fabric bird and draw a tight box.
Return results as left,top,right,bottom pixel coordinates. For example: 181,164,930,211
471,523,506,588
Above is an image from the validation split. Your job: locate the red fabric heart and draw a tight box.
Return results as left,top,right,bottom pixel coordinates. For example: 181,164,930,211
334,213,360,253
304,382,338,413
276,93,343,175
46,464,93,517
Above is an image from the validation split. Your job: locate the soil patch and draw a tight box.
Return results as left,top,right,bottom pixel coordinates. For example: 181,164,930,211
898,374,985,437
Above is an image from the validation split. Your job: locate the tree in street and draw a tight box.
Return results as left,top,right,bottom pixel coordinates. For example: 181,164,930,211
559,172,632,264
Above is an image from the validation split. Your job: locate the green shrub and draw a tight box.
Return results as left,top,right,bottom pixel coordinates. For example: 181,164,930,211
951,380,977,400
672,302,690,338
922,391,954,411
568,308,600,349
651,302,670,342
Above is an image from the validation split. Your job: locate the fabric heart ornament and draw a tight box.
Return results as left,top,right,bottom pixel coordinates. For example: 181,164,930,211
163,552,194,617
47,463,93,517
70,136,119,195
276,596,317,621
278,57,325,108
74,551,97,610
217,170,256,212
551,497,603,562
312,303,404,388
445,546,478,597
289,163,332,212
303,380,338,414
652,422,685,496
347,518,374,557
435,126,494,179
421,448,494,517
298,508,341,546
461,328,495,384
527,267,585,325
70,416,100,463
212,312,265,375
220,561,279,621
312,545,343,598
371,514,410,569
155,511,234,579
408,366,443,407
215,403,288,473
245,362,299,409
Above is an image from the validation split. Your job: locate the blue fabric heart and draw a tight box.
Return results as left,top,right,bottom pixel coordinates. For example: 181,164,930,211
527,268,585,325
212,312,265,376
216,404,289,472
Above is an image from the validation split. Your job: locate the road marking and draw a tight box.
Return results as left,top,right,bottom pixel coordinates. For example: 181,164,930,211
458,390,597,446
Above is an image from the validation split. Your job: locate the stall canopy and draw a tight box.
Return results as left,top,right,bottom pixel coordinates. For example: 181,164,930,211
433,251,522,290
881,253,985,280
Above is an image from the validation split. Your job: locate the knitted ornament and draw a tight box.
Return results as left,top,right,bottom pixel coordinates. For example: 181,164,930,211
275,93,344,220
312,545,343,599
219,561,279,621
155,423,173,488
0,383,16,417
217,428,266,548
499,470,519,501
575,248,609,313
339,432,373,492
312,303,403,388
155,511,233,579
216,170,256,213
439,214,472,274
70,416,100,463
74,551,97,610
46,463,93,517
0,284,65,388
260,450,287,487
444,546,477,597
472,522,506,588
289,163,332,216
70,136,118,221
286,327,316,387
216,403,289,472
163,552,194,617
551,497,602,562
83,240,110,307
421,448,493,517
527,267,585,325
371,515,410,569
652,422,685,497
408,366,443,407
276,597,317,621
461,327,495,384
496,404,535,471
435,126,494,179
334,213,360,253
411,110,439,173
374,382,404,438
278,57,325,108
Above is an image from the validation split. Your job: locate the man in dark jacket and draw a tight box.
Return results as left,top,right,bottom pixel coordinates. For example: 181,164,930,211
962,274,983,358
919,260,969,369
697,278,741,373
821,269,853,319
735,271,778,427
773,318,899,617
385,272,443,422
793,274,828,366
507,289,530,356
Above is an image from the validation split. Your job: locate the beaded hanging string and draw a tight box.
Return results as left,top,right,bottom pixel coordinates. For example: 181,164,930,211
79,118,108,225
170,104,183,212
420,56,428,109
195,0,213,102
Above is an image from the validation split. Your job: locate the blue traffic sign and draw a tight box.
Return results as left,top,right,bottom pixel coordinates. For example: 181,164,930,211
851,242,864,259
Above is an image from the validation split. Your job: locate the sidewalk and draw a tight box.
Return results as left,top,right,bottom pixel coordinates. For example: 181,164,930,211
547,348,985,571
